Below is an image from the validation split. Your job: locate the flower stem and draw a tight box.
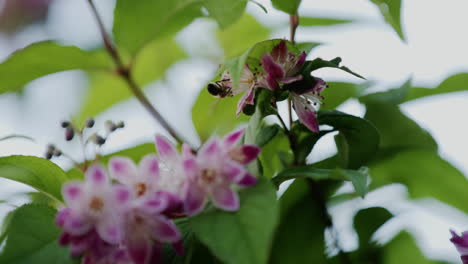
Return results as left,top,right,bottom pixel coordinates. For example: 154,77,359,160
85,0,185,146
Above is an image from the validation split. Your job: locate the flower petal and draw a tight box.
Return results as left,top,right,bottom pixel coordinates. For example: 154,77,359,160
271,40,287,62
237,173,258,187
126,234,152,264
262,54,284,82
85,164,109,187
280,75,303,84
113,185,131,205
184,184,206,216
138,154,160,180
211,185,239,211
96,217,122,244
293,96,319,132
236,85,255,116
198,137,222,162
62,181,84,207
152,217,182,243
222,161,245,183
108,157,138,184
229,145,261,164
183,158,199,181
181,143,194,158
155,135,178,161
223,128,245,149
63,214,92,236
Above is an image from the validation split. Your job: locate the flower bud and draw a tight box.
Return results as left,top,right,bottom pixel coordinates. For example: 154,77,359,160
60,121,70,128
85,118,95,128
105,120,117,132
65,127,74,141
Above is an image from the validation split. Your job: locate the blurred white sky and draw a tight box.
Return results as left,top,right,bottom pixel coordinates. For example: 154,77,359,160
0,0,467,262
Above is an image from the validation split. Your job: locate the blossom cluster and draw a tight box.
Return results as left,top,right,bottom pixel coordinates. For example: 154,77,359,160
219,40,328,133
56,129,260,264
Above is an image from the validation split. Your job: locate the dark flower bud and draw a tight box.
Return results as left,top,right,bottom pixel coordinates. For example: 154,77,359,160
92,135,106,146
53,149,62,157
116,121,125,129
60,121,70,128
45,151,53,160
85,118,95,128
105,120,117,132
65,127,74,141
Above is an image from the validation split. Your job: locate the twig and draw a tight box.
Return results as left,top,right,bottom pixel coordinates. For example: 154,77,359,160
85,0,185,145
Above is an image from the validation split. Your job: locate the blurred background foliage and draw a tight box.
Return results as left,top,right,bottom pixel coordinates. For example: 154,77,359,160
0,0,466,263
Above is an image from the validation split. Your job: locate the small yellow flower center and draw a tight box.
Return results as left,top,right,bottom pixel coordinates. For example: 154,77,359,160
89,196,104,212
201,168,217,184
135,182,147,197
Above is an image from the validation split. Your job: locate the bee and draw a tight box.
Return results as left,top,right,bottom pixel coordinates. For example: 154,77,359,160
207,79,232,98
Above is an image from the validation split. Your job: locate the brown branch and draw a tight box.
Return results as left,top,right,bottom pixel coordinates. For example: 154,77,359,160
85,0,185,145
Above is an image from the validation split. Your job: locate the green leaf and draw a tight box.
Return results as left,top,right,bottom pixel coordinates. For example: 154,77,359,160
255,123,280,147
364,104,437,154
190,179,279,264
295,42,321,54
370,0,405,41
79,37,186,121
354,207,393,248
0,204,72,264
270,179,327,263
204,0,247,29
113,0,203,55
360,79,411,105
192,89,250,141
299,16,352,26
369,150,468,214
405,73,468,102
258,128,292,178
272,166,368,197
321,82,368,110
302,57,365,79
245,89,277,145
382,232,444,264
0,156,69,202
0,41,111,94
318,110,380,169
217,14,271,58
271,0,302,14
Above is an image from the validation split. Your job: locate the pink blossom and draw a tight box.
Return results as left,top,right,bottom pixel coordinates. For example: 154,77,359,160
220,65,258,116
183,129,260,216
450,229,468,264
58,164,131,244
291,77,327,132
258,40,306,91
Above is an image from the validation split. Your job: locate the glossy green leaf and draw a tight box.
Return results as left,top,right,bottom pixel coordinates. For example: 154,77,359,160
190,180,279,264
79,38,186,121
383,232,443,264
365,104,437,154
360,79,411,105
255,123,280,147
271,0,302,14
0,156,69,202
405,73,468,102
113,0,202,55
302,57,365,79
192,89,249,141
370,0,405,41
218,14,271,58
321,82,368,110
0,41,111,94
272,166,368,197
295,42,321,54
258,128,291,178
0,204,72,264
318,110,380,169
270,179,327,263
354,207,393,248
370,150,468,213
204,0,247,28
299,16,352,26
